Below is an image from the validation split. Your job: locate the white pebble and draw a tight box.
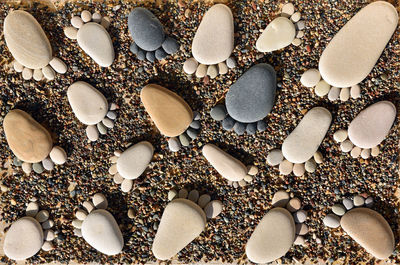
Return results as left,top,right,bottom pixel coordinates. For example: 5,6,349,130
353,195,365,207
33,69,43,81
328,86,340,101
371,146,380,157
49,146,67,165
247,165,258,175
361,148,371,159
340,140,353,152
26,202,39,217
282,3,295,16
168,190,178,201
315,80,330,97
279,160,293,175
42,220,54,229
42,158,54,171
305,159,316,173
267,149,283,166
83,201,95,213
323,214,340,228
44,229,55,241
22,68,33,80
13,61,23,72
293,163,305,176
92,12,102,23
291,12,301,22
300,69,320,87
64,27,78,39
92,193,108,209
81,10,92,22
340,87,350,101
333,130,348,143
71,16,84,28
86,125,99,141
293,210,307,223
113,173,124,184
22,162,32,174
72,219,83,228
350,84,361,99
121,179,133,193
350,146,361,158
42,241,53,251
102,118,114,128
75,210,87,220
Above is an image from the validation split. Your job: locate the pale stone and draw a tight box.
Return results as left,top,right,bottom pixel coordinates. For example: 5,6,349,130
178,189,188,199
116,141,153,180
340,140,353,152
22,68,33,80
49,146,67,165
371,146,380,157
26,202,39,217
121,179,133,193
207,65,218,78
328,86,340,101
168,190,178,201
76,210,87,220
343,198,354,210
247,165,258,175
44,229,55,241
41,220,54,230
113,173,123,184
35,210,49,223
204,200,223,218
294,235,305,245
83,201,95,213
291,12,301,23
333,129,348,143
49,57,67,74
71,16,84,28
13,61,23,72
86,125,99,141
305,159,316,173
293,210,307,223
64,26,78,39
195,64,207,78
218,62,228,75
315,80,330,97
332,204,346,216
202,144,247,182
92,193,108,209
72,219,83,229
267,149,283,166
183,58,198,74
300,69,320,87
340,87,350,101
92,12,102,23
293,163,305,176
351,146,361,158
256,17,296,52
42,241,53,251
287,198,301,212
81,10,92,22
314,151,323,164
22,162,32,174
323,214,340,228
353,195,365,207
33,69,43,81
152,199,206,260
244,175,253,182
292,38,301,46
350,84,361,99
279,160,293,175
272,190,289,207
282,3,295,16
42,65,55,80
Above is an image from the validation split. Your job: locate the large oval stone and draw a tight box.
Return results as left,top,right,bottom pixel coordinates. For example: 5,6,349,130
67,81,108,125
81,209,124,255
319,2,398,87
348,101,396,149
117,141,154,180
4,10,52,69
77,23,115,67
282,107,332,163
202,144,247,182
3,217,44,260
128,7,165,51
341,208,394,260
246,208,295,263
140,84,193,137
225,64,276,123
256,17,296,52
192,4,234,65
152,199,206,260
4,109,52,163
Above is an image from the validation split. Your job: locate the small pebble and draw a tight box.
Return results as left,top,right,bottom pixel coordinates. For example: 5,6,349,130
353,195,365,207
332,204,346,216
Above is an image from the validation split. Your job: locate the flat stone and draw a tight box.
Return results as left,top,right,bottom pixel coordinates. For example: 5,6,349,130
3,217,44,260
22,162,32,174
222,116,235,130
351,84,361,99
42,158,54,171
64,26,78,39
315,80,330,97
340,87,350,101
300,69,321,87
319,2,398,87
4,10,52,69
225,64,276,123
328,86,340,101
121,179,133,192
162,37,179,54
293,163,305,176
128,8,165,51
198,194,211,208
204,200,223,218
49,146,67,165
353,195,365,207
343,198,354,210
186,128,199,139
117,141,153,180
92,193,108,209
168,137,181,152
49,57,67,74
256,17,296,52
246,123,257,135
188,190,199,202
287,198,301,213
86,125,99,141
67,81,108,125
282,107,332,163
210,105,227,121
81,209,124,255
141,84,193,137
152,199,206,260
333,129,348,143
233,122,245,135
332,204,346,216
26,202,39,217
195,64,207,78
42,65,55,80
295,223,309,235
4,109,52,163
202,144,247,182
341,208,395,259
179,133,190,146
267,149,283,166
246,208,295,263
35,210,49,222
192,4,234,65
323,214,340,228
293,210,307,223
32,163,44,174
77,22,115,67
279,160,293,175
272,190,289,207
348,101,396,149
183,58,198,74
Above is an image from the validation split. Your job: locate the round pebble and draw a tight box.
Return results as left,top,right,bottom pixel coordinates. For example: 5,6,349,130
340,87,350,101
350,84,361,99
113,173,124,184
128,208,135,219
168,137,181,152
44,230,55,241
365,197,374,208
342,198,354,210
353,195,365,207
42,158,54,171
328,86,340,101
92,193,108,209
293,163,305,176
272,190,289,207
305,159,316,173
340,140,353,152
32,163,44,174
300,69,321,87
86,125,99,141
81,10,92,22
198,194,211,208
279,160,293,175
247,165,258,176
371,146,380,157
315,80,330,97
179,133,190,147
26,202,39,217
293,210,307,223
204,200,223,218
178,188,188,198
42,241,53,251
188,190,199,202
334,130,348,143
71,16,84,28
350,146,361,158
35,210,49,222
295,223,309,235
361,148,371,159
282,3,295,15
226,57,236,68
210,105,227,121
121,179,133,193
332,204,346,216
49,146,67,165
294,235,305,246
267,149,283,166
313,151,323,164
323,214,340,228
287,198,301,212
222,116,235,130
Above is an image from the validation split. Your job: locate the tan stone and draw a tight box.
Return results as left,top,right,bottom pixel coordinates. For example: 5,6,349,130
140,84,193,137
256,17,296,52
4,109,52,163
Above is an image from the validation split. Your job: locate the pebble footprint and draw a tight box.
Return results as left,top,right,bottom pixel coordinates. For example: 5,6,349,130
266,107,332,176
202,143,258,187
64,11,114,67
333,101,396,159
210,64,276,135
256,3,306,52
183,4,236,78
4,109,67,174
246,190,309,263
3,200,55,260
152,188,223,260
128,7,179,62
108,141,154,192
300,2,398,101
72,193,124,255
4,10,67,81
323,194,394,260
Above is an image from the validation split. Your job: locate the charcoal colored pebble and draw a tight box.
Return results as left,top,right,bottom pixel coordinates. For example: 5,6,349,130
233,122,246,135
162,37,179,54
32,163,44,174
137,50,146,60
210,105,227,121
246,123,257,135
257,120,267,132
146,51,155,62
186,128,199,139
155,49,167,60
189,120,201,129
130,43,139,54
222,116,235,130
179,133,190,147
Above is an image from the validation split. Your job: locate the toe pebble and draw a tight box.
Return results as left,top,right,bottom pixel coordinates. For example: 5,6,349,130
168,137,181,152
361,148,371,159
340,87,350,101
198,194,211,208
350,84,361,99
313,151,323,164
71,16,84,28
328,86,340,101
323,214,340,228
210,105,227,121
204,200,223,219
42,158,54,171
13,61,24,72
162,37,179,54
81,10,92,22
293,210,307,223
64,27,78,39
86,125,99,141
183,58,198,74
121,179,133,193
340,140,353,152
293,163,305,176
332,204,346,216
272,190,289,207
218,62,228,75
247,165,258,176
92,12,102,23
113,173,124,184
22,162,32,174
76,210,87,220
42,66,55,80
33,69,43,81
315,80,330,97
178,188,188,198
333,130,348,143
49,146,67,165
42,241,53,251
365,197,374,208
371,146,380,157
295,223,309,235
207,65,218,78
282,3,295,16
83,201,95,213
44,229,55,241
22,68,33,80
267,149,283,166
291,12,301,22
168,190,178,201
195,64,207,78
49,58,67,74
279,160,293,175
222,116,235,130
92,193,108,209
287,198,301,212
26,202,39,217
35,210,49,222
305,159,316,173
42,220,54,230
188,190,200,202
353,195,364,207
226,57,236,68
300,69,320,87
350,147,361,158
342,198,354,210
294,235,305,245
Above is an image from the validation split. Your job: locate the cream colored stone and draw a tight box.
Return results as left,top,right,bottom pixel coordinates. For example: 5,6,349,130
272,190,289,207
300,69,321,87
117,141,153,180
64,26,78,39
315,80,330,97
49,57,67,74
279,160,293,175
256,17,296,52
42,65,55,80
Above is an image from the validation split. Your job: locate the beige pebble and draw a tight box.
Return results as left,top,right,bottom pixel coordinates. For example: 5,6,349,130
207,65,218,78
296,30,304,38
33,69,43,81
75,209,87,220
81,10,92,22
287,198,301,212
295,223,309,235
42,65,55,80
340,87,350,101
350,146,361,158
183,58,198,74
305,159,316,173
244,175,253,183
49,146,67,165
72,219,82,228
313,151,323,164
279,160,293,175
371,146,380,157
168,189,178,201
247,165,258,175
292,163,305,176
340,140,353,152
333,129,348,143
195,64,207,78
71,16,84,28
22,67,33,80
239,180,247,187
92,193,108,209
178,188,188,198
109,164,117,175
110,156,118,163
101,16,111,29
315,80,330,97
328,86,340,101
35,210,49,222
282,3,295,16
291,12,301,22
292,38,301,46
294,235,305,245
64,26,78,39
218,62,228,75
128,208,135,219
42,241,53,251
22,162,32,174
198,194,211,208
121,179,133,193
82,201,94,213
350,84,361,99
272,190,289,207
49,57,67,74
44,229,55,241
26,202,39,217
113,173,124,184
92,12,102,23
361,148,371,159
13,61,23,72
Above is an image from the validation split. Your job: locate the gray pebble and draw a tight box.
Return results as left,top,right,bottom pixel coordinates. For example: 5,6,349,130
342,198,354,210
137,50,146,60
189,120,201,129
246,123,257,135
168,138,181,152
146,51,155,62
130,43,139,54
210,105,227,121
155,48,167,60
179,133,190,147
186,128,199,139
42,158,54,171
332,204,346,216
323,214,340,228
13,157,22,167
193,111,200,120
107,111,117,120
32,163,44,174
97,122,107,135
257,120,267,132
293,210,307,223
222,116,235,130
233,122,246,135
226,57,236,68
365,197,374,208
162,37,179,54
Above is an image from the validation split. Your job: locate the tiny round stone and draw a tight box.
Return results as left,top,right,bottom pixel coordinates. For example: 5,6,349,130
42,158,54,171
323,214,340,228
233,122,246,135
371,146,380,157
282,3,295,15
334,130,348,142
75,210,87,220
300,69,321,87
168,137,181,152
350,84,361,99
188,190,199,202
365,197,374,208
247,165,258,176
113,173,124,184
222,116,235,130
178,188,188,198
26,202,39,217
272,190,289,207
350,147,361,158
342,198,354,210
179,133,190,147
305,159,316,173
198,194,211,208
81,10,92,22
293,163,305,176
279,160,293,175
361,148,371,159
294,235,305,246
315,80,330,97
340,140,353,152
293,210,307,223
353,195,365,207
314,151,323,164
121,179,133,193
32,163,44,174
340,87,350,101
35,210,49,222
332,204,346,216
168,189,178,201
92,193,108,209
226,57,236,68
267,149,283,166
210,105,227,121
287,198,301,212
128,208,135,219
86,125,99,141
71,16,84,28
49,146,67,165
204,200,223,219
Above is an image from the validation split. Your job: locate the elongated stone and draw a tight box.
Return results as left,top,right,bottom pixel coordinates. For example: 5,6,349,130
117,141,154,180
256,17,296,52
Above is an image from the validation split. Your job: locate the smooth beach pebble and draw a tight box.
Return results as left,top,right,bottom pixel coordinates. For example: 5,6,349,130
35,210,49,222
353,195,365,206
293,210,307,223
168,137,181,152
86,125,99,141
287,198,301,212
267,149,283,166
295,223,308,235
188,190,199,202
328,86,340,101
49,146,67,165
204,200,223,219
315,80,330,97
343,198,354,210
332,204,346,216
323,214,340,228
300,69,321,87
256,17,295,52
279,160,293,175
26,202,39,217
92,193,108,209
272,190,289,207
42,158,54,171
333,130,348,143
340,140,353,152
183,58,198,74
293,163,305,176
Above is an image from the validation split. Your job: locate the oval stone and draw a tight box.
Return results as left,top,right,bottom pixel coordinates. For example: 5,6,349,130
128,8,165,51
152,199,206,260
117,141,154,180
77,22,115,67
81,209,124,255
319,2,398,87
4,109,52,163
348,101,396,149
192,4,234,65
225,64,276,123
256,17,296,52
67,81,108,125
3,217,44,260
140,84,193,137
202,144,247,182
341,208,394,260
4,10,52,69
282,107,332,163
246,208,295,263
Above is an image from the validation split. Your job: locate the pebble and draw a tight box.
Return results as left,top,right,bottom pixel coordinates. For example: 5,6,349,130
313,151,323,164
256,17,295,52
83,201,95,213
361,148,371,159
350,84,361,99
233,122,245,135
353,195,365,207
13,157,22,167
339,87,350,101
218,62,228,74
121,179,133,193
210,105,227,121
207,65,218,78
64,26,78,39
195,64,207,78
183,58,198,74
267,149,283,166
332,204,346,216
340,140,353,152
92,193,108,209
342,198,354,210
293,163,305,176
305,159,316,173
128,208,135,219
49,57,67,74
13,60,23,72
294,235,305,246
113,173,124,184
32,163,44,174
295,223,308,236
244,175,253,182
102,118,114,128
279,160,293,175
168,137,181,152
300,69,321,87
222,116,235,130
365,197,374,208
116,141,153,180
81,10,92,22
189,120,200,130
293,210,307,223
186,128,199,139
42,220,54,230
204,200,223,218
22,162,32,174
42,241,53,251
282,3,295,16
162,37,179,55
76,210,87,220
333,129,348,142
315,80,330,97
247,165,258,176
86,125,99,141
291,12,301,22
287,198,301,212
178,188,188,198
323,214,340,228
328,86,340,101
71,16,83,28
49,146,67,165
22,68,33,80
226,57,236,68
42,66,55,80
42,158,54,171
44,229,55,241
188,190,199,202
198,194,211,208
35,210,49,222
26,202,39,217
371,146,380,157
272,190,289,207
179,133,190,146
246,123,257,134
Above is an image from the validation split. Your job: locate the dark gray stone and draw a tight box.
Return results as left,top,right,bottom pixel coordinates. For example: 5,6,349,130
130,43,139,54
186,128,199,139
155,48,167,60
233,122,246,135
137,50,146,60
222,116,235,130
189,120,201,129
146,51,155,62
225,64,276,123
210,105,227,121
33,163,44,174
246,123,257,135
162,37,179,55
128,8,165,51
257,120,267,132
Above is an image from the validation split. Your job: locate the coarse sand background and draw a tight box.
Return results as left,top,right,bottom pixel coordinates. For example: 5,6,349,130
0,0,399,264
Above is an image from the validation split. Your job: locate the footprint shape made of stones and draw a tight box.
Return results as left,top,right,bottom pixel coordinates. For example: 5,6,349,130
72,193,124,255
333,101,396,159
67,81,118,141
183,4,236,79
256,3,306,52
152,188,223,260
322,194,394,260
128,7,179,62
246,190,309,263
266,107,332,176
300,2,398,101
3,109,67,174
140,84,202,152
210,64,276,135
4,10,67,81
64,11,114,67
202,143,258,187
108,141,154,193
3,200,56,260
